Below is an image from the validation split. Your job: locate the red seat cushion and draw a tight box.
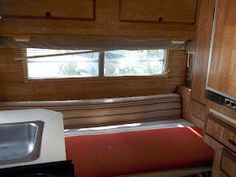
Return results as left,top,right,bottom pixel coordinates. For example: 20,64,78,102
65,127,214,177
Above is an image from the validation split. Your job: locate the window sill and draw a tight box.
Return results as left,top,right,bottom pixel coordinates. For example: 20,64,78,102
24,75,168,83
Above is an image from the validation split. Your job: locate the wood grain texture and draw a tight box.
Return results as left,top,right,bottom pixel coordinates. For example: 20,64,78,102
222,128,236,153
177,86,191,121
189,0,215,129
0,0,196,39
0,49,187,101
0,94,181,128
191,115,205,129
211,149,224,177
177,86,207,129
204,99,236,177
208,0,236,98
205,107,236,152
221,150,236,177
119,0,197,24
191,99,207,122
191,0,215,104
204,142,236,177
0,0,95,20
205,116,225,143
203,131,227,177
207,101,236,121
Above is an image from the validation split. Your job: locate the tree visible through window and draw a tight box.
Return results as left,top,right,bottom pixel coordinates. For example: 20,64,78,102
104,50,166,76
26,48,167,79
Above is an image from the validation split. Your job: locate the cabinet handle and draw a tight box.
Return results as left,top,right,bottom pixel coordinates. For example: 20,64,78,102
228,139,236,147
158,17,163,22
45,12,51,18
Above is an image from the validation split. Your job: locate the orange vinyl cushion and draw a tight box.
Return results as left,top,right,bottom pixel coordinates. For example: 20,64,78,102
65,127,214,177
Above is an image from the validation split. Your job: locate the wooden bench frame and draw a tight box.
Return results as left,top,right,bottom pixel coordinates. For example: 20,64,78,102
0,94,181,129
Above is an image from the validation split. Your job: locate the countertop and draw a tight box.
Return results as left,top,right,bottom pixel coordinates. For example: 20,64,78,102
0,109,66,169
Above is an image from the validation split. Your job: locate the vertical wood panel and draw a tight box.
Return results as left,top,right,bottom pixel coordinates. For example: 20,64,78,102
177,86,191,121
191,100,207,122
190,0,215,129
191,0,215,104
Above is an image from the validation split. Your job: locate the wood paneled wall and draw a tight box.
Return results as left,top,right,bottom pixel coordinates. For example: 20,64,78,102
191,0,215,105
0,48,187,101
190,0,215,128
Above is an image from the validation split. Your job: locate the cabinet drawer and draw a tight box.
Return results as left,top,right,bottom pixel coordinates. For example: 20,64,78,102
119,0,197,23
222,128,236,153
221,150,236,177
205,115,224,141
206,113,236,152
0,0,95,20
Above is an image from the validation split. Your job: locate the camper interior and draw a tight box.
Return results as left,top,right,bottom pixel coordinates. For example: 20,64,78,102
0,0,235,177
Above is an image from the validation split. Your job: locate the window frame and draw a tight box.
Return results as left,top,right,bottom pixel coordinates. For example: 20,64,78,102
23,49,169,81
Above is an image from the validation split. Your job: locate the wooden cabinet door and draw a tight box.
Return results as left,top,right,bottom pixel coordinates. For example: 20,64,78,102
207,0,236,99
0,0,95,20
221,150,236,177
119,0,197,23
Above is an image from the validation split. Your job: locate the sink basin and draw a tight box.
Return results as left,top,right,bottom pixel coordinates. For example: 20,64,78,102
0,121,44,165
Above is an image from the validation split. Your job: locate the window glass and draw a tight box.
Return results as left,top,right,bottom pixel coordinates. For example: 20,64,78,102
104,50,166,76
26,48,167,79
27,49,99,79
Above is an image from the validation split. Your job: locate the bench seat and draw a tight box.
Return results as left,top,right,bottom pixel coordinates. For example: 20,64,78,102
65,126,214,177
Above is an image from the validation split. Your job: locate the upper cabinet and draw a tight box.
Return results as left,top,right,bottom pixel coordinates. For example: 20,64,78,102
207,0,236,99
119,0,197,24
0,0,198,39
0,0,95,20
